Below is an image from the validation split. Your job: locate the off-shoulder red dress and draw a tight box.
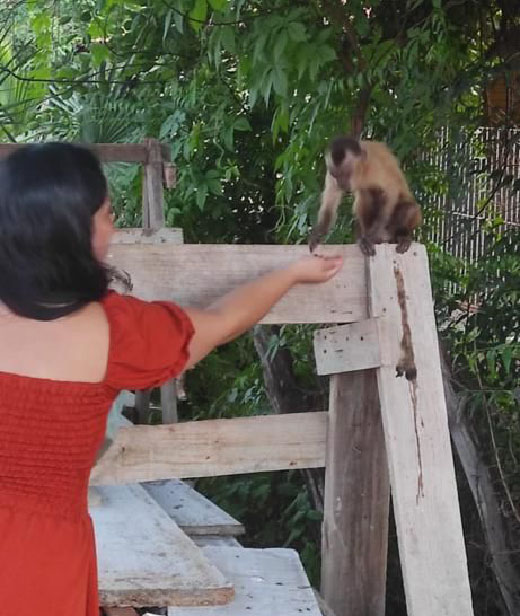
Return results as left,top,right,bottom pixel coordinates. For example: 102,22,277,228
0,292,194,615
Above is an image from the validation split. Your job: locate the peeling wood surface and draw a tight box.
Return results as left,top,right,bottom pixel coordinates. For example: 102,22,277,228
142,479,244,537
314,319,381,375
91,484,233,607
112,228,183,245
105,244,366,324
167,548,321,616
0,142,170,163
321,371,389,616
369,244,473,616
90,412,327,485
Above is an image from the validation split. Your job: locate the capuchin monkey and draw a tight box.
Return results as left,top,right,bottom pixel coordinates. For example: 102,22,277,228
309,136,422,256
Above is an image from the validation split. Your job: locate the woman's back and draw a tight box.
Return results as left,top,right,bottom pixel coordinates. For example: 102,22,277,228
0,302,109,383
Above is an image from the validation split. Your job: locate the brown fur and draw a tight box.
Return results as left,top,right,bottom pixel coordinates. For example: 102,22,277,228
309,138,422,255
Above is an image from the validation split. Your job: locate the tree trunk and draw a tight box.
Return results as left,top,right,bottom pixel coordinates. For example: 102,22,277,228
253,325,325,511
441,348,520,616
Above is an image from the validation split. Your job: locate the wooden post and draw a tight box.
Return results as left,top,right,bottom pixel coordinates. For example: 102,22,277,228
138,138,179,425
369,244,473,616
320,371,389,616
143,138,166,230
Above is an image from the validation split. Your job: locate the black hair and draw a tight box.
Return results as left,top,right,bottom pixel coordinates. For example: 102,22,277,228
328,135,363,167
0,142,109,320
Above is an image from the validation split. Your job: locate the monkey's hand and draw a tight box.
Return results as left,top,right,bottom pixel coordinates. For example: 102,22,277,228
308,226,324,253
358,236,376,256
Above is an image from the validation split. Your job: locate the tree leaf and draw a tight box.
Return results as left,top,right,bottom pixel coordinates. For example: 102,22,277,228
190,0,207,31
288,22,307,42
501,346,513,374
163,9,173,42
208,0,229,9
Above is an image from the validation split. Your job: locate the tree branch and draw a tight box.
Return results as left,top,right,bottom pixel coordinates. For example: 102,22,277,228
441,346,520,616
253,325,325,512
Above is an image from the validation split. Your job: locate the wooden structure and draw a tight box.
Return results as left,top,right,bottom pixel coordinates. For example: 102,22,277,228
0,141,475,615
90,240,475,616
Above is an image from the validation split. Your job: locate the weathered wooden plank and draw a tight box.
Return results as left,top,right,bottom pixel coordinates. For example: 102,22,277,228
142,479,244,536
161,380,179,424
192,537,241,548
103,608,139,616
167,547,321,616
91,484,233,608
105,244,366,324
135,390,151,425
314,319,381,375
0,142,169,163
89,412,328,485
144,138,166,230
112,228,183,245
369,244,473,616
321,371,389,616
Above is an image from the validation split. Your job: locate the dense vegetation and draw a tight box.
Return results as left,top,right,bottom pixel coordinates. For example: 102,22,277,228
1,1,518,613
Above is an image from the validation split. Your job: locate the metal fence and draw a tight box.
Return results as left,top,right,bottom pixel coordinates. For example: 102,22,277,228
422,126,519,266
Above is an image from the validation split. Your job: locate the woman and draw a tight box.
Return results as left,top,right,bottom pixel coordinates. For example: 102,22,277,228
0,142,342,615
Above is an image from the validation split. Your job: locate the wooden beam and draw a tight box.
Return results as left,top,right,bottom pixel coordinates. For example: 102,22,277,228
161,380,179,423
321,371,389,616
143,137,166,230
314,319,381,375
92,484,233,608
168,547,321,616
142,479,245,537
0,142,170,163
369,244,473,616
112,228,183,245
90,412,327,485
105,244,366,324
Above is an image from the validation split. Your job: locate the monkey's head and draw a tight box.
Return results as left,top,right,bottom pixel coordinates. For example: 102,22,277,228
325,136,366,191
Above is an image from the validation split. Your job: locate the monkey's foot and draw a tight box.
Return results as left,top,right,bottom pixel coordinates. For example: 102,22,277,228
396,236,412,254
396,362,417,381
358,236,376,256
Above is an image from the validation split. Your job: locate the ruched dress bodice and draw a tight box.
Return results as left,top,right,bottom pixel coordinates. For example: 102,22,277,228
0,292,193,615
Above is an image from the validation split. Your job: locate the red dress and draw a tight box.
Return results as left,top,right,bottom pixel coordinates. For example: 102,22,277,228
0,292,194,615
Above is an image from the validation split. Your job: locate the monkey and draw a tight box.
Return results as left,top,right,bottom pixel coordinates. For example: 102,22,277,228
308,136,422,256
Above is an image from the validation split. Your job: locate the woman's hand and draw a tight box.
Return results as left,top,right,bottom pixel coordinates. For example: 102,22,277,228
288,254,343,284
184,252,343,369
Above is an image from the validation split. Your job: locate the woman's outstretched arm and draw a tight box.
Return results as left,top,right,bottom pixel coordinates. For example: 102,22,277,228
183,254,343,369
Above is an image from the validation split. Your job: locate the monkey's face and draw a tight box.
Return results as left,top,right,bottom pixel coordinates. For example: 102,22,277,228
326,150,360,192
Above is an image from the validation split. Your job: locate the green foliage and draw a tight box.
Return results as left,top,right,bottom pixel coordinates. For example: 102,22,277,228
197,471,322,586
4,1,518,608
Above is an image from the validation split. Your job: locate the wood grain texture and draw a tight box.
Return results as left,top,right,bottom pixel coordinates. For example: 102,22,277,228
314,319,381,375
321,371,389,616
142,479,245,536
89,412,327,485
160,380,179,424
105,244,366,324
0,142,170,163
112,228,183,245
192,537,241,548
143,138,166,230
167,547,321,616
92,484,233,608
369,244,473,616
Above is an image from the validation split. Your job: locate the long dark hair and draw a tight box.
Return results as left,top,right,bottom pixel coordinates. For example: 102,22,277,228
0,142,109,320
